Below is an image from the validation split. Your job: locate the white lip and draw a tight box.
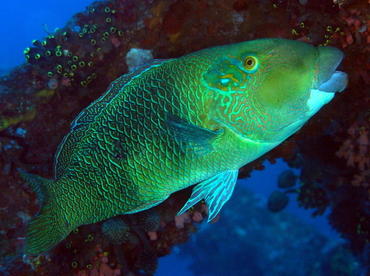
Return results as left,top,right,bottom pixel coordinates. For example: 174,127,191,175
307,70,348,115
318,71,348,93
307,89,335,115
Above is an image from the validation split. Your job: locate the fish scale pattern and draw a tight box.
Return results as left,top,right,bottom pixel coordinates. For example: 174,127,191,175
20,38,344,255
54,57,218,227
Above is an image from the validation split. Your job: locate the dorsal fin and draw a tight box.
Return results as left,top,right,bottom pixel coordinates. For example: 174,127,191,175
71,60,168,131
54,59,170,178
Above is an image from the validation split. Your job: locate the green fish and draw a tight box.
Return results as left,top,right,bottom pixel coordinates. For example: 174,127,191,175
19,38,347,255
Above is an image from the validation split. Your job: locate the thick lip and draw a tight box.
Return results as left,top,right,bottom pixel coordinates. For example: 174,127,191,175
304,47,348,115
318,71,348,93
314,46,348,93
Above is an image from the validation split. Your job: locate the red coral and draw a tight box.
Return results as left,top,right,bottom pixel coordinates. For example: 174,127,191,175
337,120,370,189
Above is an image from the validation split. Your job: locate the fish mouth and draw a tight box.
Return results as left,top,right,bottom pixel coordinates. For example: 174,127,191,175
266,46,348,143
315,45,348,92
307,46,348,113
317,71,348,93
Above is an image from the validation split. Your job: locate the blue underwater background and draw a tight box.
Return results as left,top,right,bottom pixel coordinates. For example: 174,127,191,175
0,0,368,275
0,1,91,73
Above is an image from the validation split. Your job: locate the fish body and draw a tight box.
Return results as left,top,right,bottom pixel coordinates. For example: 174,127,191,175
20,38,347,255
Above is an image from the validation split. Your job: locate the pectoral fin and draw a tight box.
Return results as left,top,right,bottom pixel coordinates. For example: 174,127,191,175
165,113,222,156
178,170,238,221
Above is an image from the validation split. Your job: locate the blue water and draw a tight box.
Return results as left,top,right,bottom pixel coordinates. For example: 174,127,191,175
243,160,340,239
156,159,341,276
1,1,341,275
0,0,92,72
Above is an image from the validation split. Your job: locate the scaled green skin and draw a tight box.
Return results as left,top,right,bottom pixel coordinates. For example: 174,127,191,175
20,38,347,255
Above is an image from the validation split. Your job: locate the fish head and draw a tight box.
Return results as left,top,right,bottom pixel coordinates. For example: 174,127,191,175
204,38,347,143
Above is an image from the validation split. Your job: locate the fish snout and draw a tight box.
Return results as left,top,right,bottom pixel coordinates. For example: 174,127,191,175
315,46,348,93
318,71,348,93
306,46,348,116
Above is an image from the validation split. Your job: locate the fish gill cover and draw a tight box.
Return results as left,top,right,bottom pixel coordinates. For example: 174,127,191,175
0,0,368,275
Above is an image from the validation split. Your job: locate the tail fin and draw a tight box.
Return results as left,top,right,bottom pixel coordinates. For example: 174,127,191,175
18,168,48,205
18,168,69,255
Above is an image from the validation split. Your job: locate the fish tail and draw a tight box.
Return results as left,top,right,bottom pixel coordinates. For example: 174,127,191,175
18,168,67,255
18,168,48,205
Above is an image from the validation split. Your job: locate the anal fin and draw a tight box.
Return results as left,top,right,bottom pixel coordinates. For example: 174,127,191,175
178,170,238,221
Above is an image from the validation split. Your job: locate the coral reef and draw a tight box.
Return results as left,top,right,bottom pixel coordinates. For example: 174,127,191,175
0,0,369,274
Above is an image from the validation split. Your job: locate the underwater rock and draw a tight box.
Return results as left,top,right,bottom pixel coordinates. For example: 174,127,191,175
134,249,158,276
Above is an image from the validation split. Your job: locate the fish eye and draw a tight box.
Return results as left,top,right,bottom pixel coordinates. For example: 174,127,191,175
243,55,259,72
